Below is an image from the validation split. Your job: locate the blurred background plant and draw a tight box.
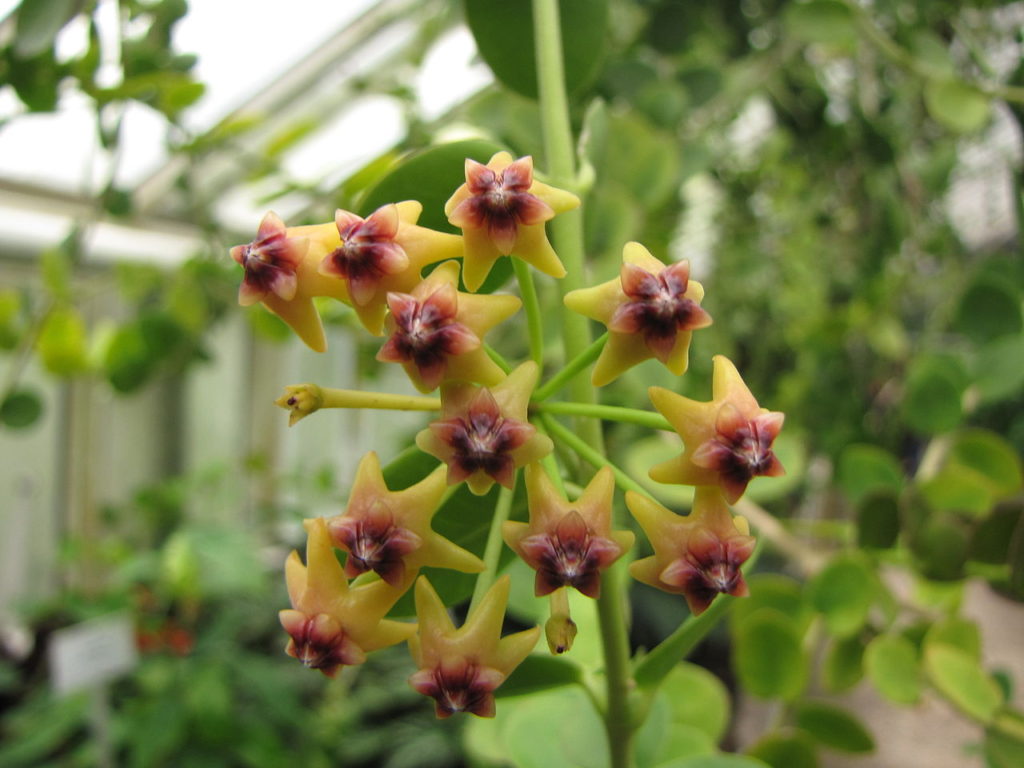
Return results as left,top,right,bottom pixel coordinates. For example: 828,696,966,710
1,0,1023,766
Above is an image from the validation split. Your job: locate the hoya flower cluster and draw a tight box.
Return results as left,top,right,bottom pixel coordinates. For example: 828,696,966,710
229,150,784,718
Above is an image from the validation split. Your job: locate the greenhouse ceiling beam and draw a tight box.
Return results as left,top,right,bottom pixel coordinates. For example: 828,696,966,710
133,0,426,216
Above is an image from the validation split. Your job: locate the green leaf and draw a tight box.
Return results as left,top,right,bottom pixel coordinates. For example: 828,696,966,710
731,573,812,636
856,491,901,549
0,389,43,430
924,644,1003,723
732,608,808,700
661,756,769,768
970,505,1022,565
953,277,1022,344
986,712,1024,768
947,430,1023,502
635,671,719,768
822,635,865,693
104,322,155,393
41,245,73,300
973,334,1024,404
837,444,903,506
784,0,857,47
806,556,876,637
747,731,819,768
658,662,732,743
910,519,968,581
901,354,968,434
924,617,981,661
924,79,992,134
463,0,608,100
865,633,922,704
13,0,79,58
496,654,582,698
793,701,874,754
502,686,608,768
37,306,89,376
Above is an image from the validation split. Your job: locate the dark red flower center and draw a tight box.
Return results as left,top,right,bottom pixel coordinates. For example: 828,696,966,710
328,508,421,587
410,663,503,718
609,262,711,361
320,206,408,305
448,157,554,254
377,286,479,390
519,511,621,598
660,528,755,615
691,407,784,501
430,390,533,488
280,611,365,676
230,212,305,305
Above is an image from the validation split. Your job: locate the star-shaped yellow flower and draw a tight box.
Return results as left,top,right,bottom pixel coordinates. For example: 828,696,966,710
444,152,580,292
377,260,521,392
326,451,484,587
279,517,416,676
230,211,350,353
317,201,464,336
503,464,634,598
416,362,553,495
627,487,755,615
563,242,712,386
408,575,540,718
648,355,785,503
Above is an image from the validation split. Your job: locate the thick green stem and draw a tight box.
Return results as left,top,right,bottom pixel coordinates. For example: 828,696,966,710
533,2,632,765
320,388,439,411
469,482,516,613
484,343,513,374
532,332,608,401
513,257,545,365
534,401,672,431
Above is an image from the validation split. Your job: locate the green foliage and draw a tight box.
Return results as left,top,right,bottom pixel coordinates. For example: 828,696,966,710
732,608,808,700
806,556,876,637
748,731,819,768
925,644,1004,723
0,388,43,429
864,633,922,704
792,701,874,754
463,0,608,100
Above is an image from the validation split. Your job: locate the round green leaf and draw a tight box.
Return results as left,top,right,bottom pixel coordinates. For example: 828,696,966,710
732,608,808,700
924,617,981,661
663,756,770,768
660,662,732,743
924,644,1003,723
865,633,922,704
37,306,89,376
924,79,992,134
822,635,865,693
0,389,43,429
463,0,608,99
969,505,1022,565
784,0,857,46
104,323,155,393
856,491,901,549
731,573,812,636
806,556,876,637
953,277,1022,344
947,429,1023,501
793,701,875,753
14,0,79,58
902,355,967,434
985,712,1024,768
503,686,608,768
910,519,968,581
973,334,1024,404
748,731,819,768
837,444,903,505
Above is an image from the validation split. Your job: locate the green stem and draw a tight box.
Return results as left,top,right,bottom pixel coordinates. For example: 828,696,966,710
469,482,516,613
533,2,631,764
540,414,654,501
532,332,608,401
484,343,513,374
534,401,672,431
513,257,545,365
319,387,440,411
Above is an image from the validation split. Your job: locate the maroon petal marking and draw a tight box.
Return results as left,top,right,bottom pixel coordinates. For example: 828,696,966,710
518,510,622,598
280,610,365,676
691,405,785,501
410,662,504,718
450,156,555,254
429,389,535,488
609,260,711,362
328,505,422,587
378,286,481,390
231,211,307,305
321,206,409,306
659,526,755,615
